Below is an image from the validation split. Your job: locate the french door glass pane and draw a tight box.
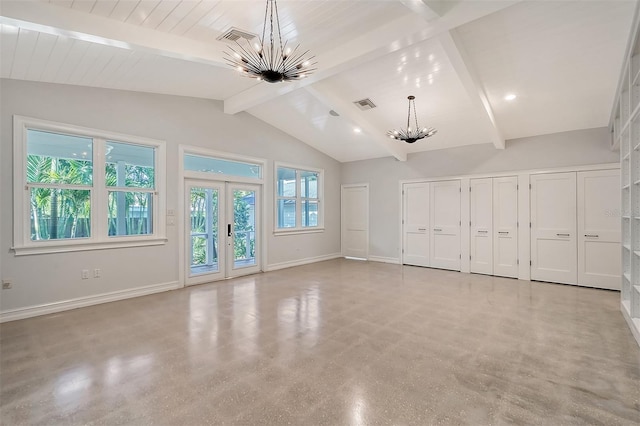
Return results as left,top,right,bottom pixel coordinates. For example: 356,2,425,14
190,187,219,275
29,188,91,240
234,190,256,267
107,191,153,236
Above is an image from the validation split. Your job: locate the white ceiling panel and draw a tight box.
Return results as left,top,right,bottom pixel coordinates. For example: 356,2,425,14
248,88,392,162
3,1,637,162
320,36,495,153
0,24,258,99
455,0,635,140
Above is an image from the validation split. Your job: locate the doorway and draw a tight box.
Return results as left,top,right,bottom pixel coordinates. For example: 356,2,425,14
185,180,261,285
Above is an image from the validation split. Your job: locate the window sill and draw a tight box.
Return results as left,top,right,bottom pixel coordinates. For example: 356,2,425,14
12,237,168,256
273,228,325,236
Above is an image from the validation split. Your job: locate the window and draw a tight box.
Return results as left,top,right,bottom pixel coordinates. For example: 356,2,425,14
13,116,166,255
275,164,323,232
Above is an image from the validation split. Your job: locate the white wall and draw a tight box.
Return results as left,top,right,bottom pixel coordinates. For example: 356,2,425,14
341,128,619,260
0,79,341,317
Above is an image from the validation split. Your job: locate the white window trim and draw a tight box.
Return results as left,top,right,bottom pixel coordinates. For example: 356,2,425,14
274,162,324,235
12,115,167,256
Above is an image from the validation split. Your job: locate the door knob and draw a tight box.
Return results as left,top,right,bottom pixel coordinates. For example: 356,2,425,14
228,224,232,237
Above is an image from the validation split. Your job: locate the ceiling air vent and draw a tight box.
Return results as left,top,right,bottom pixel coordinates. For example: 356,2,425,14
353,98,377,111
217,27,257,43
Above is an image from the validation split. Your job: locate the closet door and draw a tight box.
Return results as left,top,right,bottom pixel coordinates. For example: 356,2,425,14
530,172,577,285
493,176,519,278
342,184,369,259
577,170,621,290
402,182,430,267
430,180,461,270
470,178,493,275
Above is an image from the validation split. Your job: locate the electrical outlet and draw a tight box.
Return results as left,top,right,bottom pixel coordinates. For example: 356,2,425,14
81,269,90,279
93,268,101,278
2,280,12,290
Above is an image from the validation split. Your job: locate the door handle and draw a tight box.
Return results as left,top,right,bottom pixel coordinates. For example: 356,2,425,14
498,231,509,235
418,228,427,231
434,228,442,232
585,234,599,238
228,224,232,237
477,230,488,233
556,233,570,237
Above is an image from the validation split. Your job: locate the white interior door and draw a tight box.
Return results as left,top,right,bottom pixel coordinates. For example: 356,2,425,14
493,176,519,278
577,170,621,290
342,184,369,259
530,172,577,285
470,178,493,275
430,180,461,270
403,182,430,266
226,183,261,277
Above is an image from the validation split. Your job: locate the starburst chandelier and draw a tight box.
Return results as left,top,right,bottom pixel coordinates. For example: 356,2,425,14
224,0,316,83
388,96,437,143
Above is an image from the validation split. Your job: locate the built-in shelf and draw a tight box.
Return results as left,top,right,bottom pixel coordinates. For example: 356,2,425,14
614,3,640,348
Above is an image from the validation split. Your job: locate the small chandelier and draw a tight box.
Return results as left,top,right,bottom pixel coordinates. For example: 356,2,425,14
388,95,437,143
224,0,316,83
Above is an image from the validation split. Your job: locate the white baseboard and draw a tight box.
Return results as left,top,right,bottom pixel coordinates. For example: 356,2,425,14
368,256,400,265
0,281,181,323
265,253,342,272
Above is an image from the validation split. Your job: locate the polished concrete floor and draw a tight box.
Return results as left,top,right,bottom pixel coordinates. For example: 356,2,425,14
1,259,639,425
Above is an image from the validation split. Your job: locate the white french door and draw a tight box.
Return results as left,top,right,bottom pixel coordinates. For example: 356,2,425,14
577,170,621,290
185,180,260,286
470,178,493,275
530,172,577,285
430,180,461,271
402,182,430,267
493,176,518,278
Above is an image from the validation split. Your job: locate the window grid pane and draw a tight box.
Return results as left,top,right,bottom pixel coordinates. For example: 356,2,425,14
107,191,154,236
105,141,155,189
29,188,91,240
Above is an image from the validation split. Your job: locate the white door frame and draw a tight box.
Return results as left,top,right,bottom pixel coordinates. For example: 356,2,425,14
341,183,369,260
178,145,266,288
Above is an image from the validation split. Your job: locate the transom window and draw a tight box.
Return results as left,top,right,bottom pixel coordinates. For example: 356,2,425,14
276,164,323,232
13,116,166,255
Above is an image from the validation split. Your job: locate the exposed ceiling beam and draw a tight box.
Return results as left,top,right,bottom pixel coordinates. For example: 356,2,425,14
304,85,407,162
224,0,522,115
397,0,441,21
438,30,505,149
0,0,226,68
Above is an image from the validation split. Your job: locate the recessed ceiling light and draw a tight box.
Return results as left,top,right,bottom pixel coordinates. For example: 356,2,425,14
504,93,517,101
353,128,362,134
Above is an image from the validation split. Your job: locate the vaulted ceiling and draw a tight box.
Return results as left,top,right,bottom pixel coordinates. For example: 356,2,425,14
0,0,635,162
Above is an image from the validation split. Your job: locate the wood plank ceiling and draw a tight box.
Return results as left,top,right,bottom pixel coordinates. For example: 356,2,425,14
0,0,635,162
